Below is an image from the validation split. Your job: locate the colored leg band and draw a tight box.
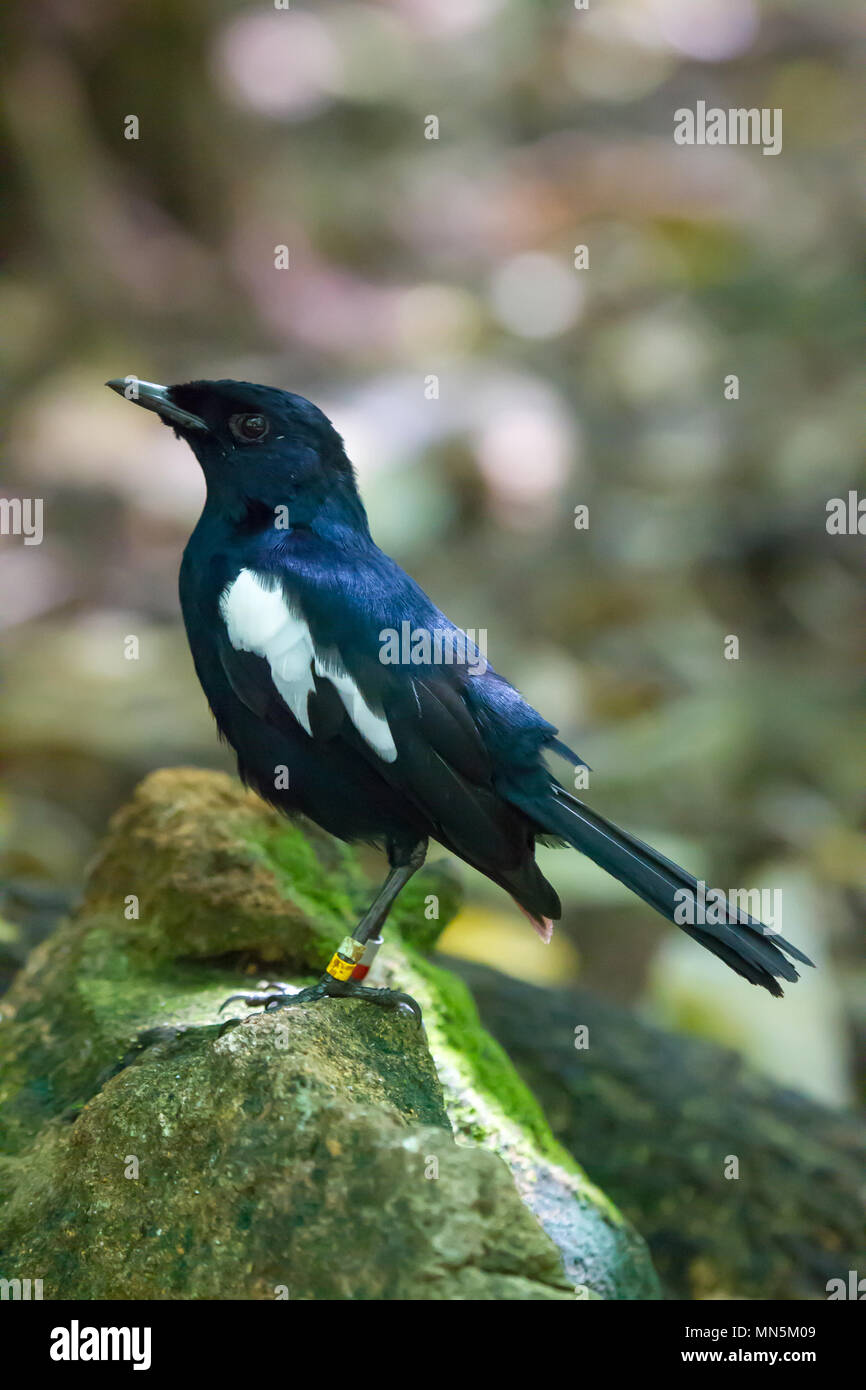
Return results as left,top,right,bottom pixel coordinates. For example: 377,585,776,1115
326,937,366,981
352,935,383,982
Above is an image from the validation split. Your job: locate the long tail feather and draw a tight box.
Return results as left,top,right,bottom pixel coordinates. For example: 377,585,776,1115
512,784,813,996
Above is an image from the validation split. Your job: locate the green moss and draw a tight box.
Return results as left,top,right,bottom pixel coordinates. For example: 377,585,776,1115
244,821,360,932
389,863,462,951
406,950,575,1168
244,821,460,957
0,768,657,1298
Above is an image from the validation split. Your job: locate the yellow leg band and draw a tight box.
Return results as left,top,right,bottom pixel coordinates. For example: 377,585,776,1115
326,953,357,982
326,937,366,981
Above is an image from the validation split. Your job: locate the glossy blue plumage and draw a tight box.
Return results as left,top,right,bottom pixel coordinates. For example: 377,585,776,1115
122,378,811,995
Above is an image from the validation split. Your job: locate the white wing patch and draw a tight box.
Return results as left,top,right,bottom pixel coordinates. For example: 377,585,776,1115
219,569,397,763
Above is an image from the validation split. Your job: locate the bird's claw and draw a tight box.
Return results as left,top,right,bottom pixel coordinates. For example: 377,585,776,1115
218,975,423,1024
218,983,297,1014
338,984,423,1024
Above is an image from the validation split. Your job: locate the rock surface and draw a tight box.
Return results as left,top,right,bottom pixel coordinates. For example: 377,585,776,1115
451,958,866,1301
0,768,658,1300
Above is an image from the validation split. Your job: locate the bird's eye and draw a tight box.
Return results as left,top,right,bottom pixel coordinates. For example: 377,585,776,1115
229,413,269,443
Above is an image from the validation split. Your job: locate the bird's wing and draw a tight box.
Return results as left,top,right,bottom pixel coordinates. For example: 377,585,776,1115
218,566,399,761
215,562,561,912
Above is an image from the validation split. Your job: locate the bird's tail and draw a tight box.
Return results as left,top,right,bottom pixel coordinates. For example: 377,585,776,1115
511,783,813,996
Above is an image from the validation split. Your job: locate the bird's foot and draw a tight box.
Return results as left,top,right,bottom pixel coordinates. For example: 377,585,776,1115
219,974,423,1024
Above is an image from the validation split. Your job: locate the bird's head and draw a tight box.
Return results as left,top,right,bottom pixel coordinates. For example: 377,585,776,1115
106,376,369,536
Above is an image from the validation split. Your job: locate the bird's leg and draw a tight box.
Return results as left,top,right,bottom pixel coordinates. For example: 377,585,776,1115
220,838,428,1022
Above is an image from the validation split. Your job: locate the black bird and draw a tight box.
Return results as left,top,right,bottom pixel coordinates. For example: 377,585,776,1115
107,377,812,1018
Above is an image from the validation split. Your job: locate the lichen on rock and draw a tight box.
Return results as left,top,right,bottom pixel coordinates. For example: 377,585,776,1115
0,768,658,1300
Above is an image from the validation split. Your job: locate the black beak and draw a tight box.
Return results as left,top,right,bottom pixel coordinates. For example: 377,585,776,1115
106,378,207,432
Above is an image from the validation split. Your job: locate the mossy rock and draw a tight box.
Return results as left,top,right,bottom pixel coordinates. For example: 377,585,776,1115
0,768,658,1300
452,959,866,1301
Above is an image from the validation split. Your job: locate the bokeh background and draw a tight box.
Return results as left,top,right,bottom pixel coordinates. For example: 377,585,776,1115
1,0,863,1106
